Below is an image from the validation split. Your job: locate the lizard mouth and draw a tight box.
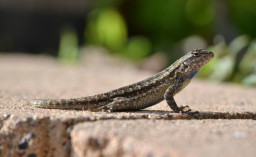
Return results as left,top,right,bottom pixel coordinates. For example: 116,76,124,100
207,51,214,60
200,49,214,60
207,51,214,57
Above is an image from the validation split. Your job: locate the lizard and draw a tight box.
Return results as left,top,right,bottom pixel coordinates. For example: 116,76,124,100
30,48,214,113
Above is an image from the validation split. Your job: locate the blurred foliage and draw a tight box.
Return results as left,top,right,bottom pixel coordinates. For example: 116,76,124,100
120,0,215,50
58,25,79,62
227,0,256,37
198,35,256,85
82,0,256,85
122,36,151,60
185,0,215,26
85,8,127,52
84,8,151,60
84,0,216,57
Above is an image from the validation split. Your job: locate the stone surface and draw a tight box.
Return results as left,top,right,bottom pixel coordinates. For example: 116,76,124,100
0,49,256,157
71,120,256,157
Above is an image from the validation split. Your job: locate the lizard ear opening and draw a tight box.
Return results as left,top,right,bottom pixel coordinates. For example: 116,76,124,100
184,63,189,69
180,63,190,72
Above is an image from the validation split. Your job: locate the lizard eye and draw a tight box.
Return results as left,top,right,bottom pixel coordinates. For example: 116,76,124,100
193,52,199,56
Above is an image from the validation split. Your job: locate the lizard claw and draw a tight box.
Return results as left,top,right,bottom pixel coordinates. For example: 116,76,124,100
178,105,190,110
177,105,191,113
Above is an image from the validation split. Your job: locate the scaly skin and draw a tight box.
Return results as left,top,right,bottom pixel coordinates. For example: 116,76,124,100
30,48,214,113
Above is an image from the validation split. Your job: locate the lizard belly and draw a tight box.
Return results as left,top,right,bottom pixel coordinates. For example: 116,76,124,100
133,97,164,110
129,88,167,110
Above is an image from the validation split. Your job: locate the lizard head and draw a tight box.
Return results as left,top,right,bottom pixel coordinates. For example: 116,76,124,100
182,48,214,79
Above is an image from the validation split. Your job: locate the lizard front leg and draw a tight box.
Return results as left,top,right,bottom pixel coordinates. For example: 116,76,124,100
164,86,190,113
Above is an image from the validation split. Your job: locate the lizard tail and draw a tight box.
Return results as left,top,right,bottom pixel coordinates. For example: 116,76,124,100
29,98,91,110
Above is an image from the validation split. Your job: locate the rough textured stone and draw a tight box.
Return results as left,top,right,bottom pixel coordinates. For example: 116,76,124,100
71,120,256,157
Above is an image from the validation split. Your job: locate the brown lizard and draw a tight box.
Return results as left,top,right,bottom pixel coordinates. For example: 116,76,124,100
30,48,214,113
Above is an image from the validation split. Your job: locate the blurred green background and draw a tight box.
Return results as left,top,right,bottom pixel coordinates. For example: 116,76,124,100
0,0,256,85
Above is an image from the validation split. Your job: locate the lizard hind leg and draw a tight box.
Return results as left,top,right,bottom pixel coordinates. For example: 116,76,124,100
95,97,134,112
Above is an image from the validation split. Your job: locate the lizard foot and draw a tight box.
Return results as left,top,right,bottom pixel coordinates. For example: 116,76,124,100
178,105,191,113
171,105,191,113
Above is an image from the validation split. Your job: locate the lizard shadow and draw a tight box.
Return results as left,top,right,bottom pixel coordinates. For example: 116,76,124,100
135,110,256,120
